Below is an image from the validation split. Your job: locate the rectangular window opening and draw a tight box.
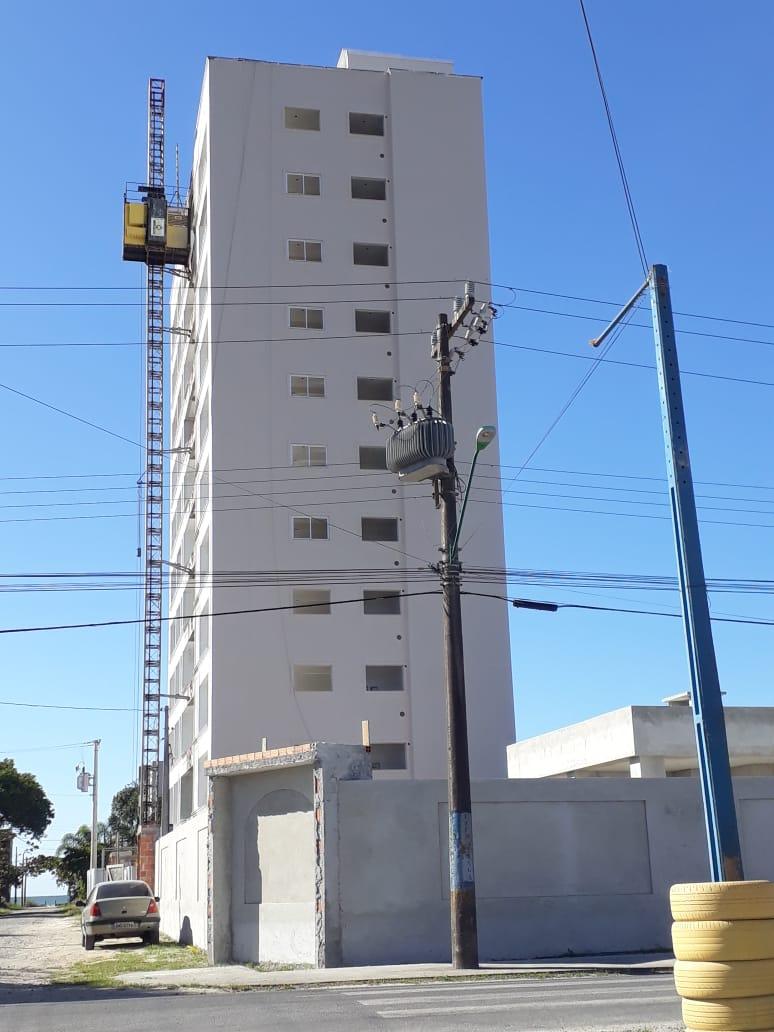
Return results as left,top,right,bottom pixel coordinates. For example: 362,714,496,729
289,307,324,330
351,177,387,201
356,377,393,401
366,665,404,692
361,516,399,542
285,107,320,131
293,516,329,540
353,242,389,267
359,445,387,471
294,665,333,692
289,240,322,262
355,309,391,334
349,112,385,136
290,375,325,398
370,743,407,771
286,173,321,196
292,443,327,467
363,590,401,615
293,589,331,615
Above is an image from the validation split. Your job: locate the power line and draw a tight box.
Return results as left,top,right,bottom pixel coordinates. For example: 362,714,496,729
463,591,774,626
0,589,443,636
578,0,648,272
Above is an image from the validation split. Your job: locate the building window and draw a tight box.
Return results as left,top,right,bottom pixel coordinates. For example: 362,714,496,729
289,307,324,329
286,173,321,196
284,107,320,131
361,516,399,542
353,242,389,266
292,444,327,467
351,177,387,201
349,112,385,136
293,589,331,615
356,376,393,401
355,310,391,333
359,445,387,470
363,590,401,615
370,743,407,771
293,516,329,540
290,375,325,398
197,751,209,810
366,665,404,691
198,675,209,732
179,769,194,821
289,240,322,262
294,665,333,692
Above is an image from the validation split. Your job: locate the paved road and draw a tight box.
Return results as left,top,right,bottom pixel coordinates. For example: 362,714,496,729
3,974,682,1031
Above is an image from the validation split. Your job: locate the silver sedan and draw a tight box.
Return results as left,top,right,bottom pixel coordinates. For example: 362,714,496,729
78,880,160,950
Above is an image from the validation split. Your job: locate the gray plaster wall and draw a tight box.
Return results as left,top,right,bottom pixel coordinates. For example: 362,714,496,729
334,777,774,964
230,766,316,965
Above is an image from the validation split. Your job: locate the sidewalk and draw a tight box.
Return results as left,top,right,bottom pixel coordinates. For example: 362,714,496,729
116,952,674,990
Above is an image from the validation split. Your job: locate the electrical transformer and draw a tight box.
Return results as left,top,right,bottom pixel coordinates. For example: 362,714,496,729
386,417,455,483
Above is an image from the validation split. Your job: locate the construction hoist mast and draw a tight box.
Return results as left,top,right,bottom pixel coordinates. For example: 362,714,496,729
123,79,190,880
141,79,165,830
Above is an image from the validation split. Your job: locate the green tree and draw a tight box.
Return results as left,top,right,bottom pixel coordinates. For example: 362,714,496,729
55,823,109,900
107,782,138,843
0,759,54,840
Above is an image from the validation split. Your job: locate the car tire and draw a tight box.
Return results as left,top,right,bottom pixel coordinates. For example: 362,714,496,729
675,958,774,1000
143,930,160,946
83,933,95,952
683,993,774,1030
672,920,774,962
671,882,774,922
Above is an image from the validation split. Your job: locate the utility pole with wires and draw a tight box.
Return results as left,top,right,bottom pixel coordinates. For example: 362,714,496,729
379,281,495,969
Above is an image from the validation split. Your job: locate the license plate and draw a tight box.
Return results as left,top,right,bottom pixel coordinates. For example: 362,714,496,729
113,921,138,929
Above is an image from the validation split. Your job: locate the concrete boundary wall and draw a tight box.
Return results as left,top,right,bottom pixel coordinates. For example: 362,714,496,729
160,745,774,966
334,777,774,964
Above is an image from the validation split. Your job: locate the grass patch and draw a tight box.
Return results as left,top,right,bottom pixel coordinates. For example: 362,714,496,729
53,940,208,989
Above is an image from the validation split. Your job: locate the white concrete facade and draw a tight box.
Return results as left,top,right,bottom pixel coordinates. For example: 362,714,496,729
506,703,774,779
162,49,514,842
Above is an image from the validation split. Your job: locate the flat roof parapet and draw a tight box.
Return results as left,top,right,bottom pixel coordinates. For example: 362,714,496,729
337,49,454,74
205,742,372,780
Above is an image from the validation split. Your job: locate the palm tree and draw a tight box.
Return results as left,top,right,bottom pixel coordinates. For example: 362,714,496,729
56,823,109,899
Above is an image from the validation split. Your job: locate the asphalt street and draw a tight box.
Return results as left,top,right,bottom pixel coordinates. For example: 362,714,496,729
1,973,682,1031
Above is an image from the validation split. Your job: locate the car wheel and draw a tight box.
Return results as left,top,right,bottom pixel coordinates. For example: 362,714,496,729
143,930,160,946
83,934,95,952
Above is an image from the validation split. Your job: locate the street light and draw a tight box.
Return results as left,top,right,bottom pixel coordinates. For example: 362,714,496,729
450,426,497,562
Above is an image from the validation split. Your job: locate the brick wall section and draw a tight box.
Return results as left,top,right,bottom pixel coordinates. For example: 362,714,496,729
137,825,159,890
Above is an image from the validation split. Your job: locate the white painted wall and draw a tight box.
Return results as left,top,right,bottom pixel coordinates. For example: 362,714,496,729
507,705,774,778
157,806,208,946
165,49,515,806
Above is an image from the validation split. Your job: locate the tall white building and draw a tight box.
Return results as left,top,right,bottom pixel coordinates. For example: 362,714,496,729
164,49,514,832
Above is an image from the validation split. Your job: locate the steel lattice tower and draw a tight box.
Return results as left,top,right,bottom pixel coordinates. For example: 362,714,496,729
139,78,166,827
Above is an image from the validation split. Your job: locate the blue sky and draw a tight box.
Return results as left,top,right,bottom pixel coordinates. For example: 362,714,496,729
2,0,772,893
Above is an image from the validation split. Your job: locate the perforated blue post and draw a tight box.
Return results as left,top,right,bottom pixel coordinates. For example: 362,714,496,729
649,264,743,882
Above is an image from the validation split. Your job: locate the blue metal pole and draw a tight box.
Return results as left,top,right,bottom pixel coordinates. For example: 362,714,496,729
649,264,743,882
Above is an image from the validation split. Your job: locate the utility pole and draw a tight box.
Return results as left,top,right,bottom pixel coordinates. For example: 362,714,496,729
591,264,743,882
383,282,494,967
436,294,478,970
90,740,100,875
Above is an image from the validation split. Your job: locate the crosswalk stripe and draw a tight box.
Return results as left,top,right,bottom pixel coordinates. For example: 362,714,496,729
374,993,680,1019
339,976,673,997
356,985,677,1007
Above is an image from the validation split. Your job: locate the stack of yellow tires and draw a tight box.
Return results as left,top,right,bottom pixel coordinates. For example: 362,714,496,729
671,881,774,1031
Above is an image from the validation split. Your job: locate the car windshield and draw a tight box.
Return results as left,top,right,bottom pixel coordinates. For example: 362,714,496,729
96,882,151,899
